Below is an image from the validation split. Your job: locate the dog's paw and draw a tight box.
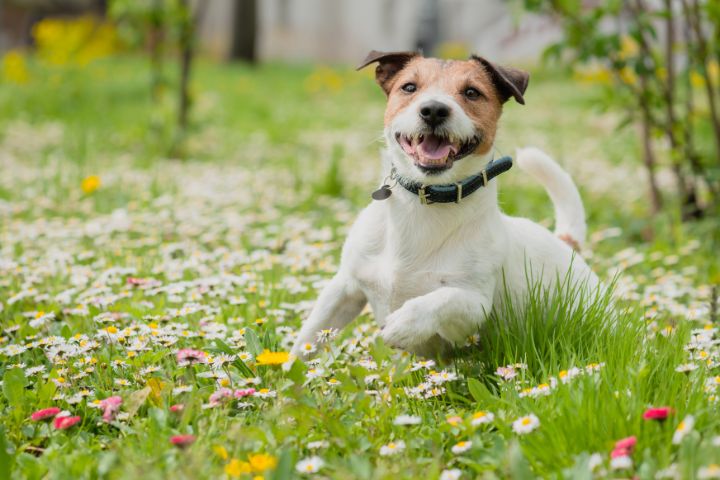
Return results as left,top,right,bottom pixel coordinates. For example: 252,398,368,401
381,302,435,352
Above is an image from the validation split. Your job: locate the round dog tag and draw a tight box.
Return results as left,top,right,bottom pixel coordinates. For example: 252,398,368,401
371,185,392,200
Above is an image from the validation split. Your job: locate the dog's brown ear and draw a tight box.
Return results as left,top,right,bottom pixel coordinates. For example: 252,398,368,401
357,50,418,95
471,55,529,105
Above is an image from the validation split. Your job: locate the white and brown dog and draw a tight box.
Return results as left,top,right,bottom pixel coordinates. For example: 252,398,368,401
291,51,598,358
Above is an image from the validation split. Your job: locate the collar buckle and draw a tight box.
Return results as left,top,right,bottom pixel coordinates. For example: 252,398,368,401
418,186,431,205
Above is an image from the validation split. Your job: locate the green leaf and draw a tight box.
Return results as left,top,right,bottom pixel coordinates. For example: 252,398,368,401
212,339,234,355
271,449,294,480
125,387,151,419
507,440,533,480
37,379,57,405
2,368,26,407
467,378,494,404
244,328,263,356
0,427,13,480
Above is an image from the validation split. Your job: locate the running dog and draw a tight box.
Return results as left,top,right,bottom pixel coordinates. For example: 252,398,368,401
291,51,598,358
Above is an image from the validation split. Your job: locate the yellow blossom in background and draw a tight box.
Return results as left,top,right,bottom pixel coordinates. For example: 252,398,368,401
2,50,30,84
656,67,667,81
690,70,705,88
619,35,639,60
225,459,251,477
255,349,289,366
619,66,638,86
709,60,719,83
212,445,228,460
437,41,470,60
33,15,116,67
248,453,277,472
573,63,612,85
81,175,101,194
304,66,344,94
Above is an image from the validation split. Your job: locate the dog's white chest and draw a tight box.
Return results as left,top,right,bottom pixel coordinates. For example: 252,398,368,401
349,221,485,325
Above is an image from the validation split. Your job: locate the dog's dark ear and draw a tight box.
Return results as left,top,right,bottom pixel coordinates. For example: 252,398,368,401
357,50,418,95
471,55,529,105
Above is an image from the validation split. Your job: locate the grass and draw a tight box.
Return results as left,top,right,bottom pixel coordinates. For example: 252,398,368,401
0,54,719,479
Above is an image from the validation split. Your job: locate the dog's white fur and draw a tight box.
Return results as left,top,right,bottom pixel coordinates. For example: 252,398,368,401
291,87,598,358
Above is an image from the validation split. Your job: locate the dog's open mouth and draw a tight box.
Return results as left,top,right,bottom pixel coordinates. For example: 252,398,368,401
395,132,480,173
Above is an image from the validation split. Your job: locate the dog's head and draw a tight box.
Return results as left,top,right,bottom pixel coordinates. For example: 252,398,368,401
358,51,528,183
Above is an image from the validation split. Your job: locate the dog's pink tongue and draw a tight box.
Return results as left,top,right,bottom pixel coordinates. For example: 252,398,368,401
417,134,454,163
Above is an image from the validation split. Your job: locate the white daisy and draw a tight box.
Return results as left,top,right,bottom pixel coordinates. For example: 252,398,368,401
512,414,540,435
451,440,472,454
393,414,421,426
295,456,325,474
610,455,633,471
298,342,316,356
440,469,462,480
379,440,405,456
672,415,695,444
470,411,494,426
698,464,720,479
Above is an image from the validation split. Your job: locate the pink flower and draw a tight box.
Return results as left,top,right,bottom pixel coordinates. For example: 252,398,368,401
126,277,148,286
614,436,637,451
176,348,207,366
234,388,256,398
643,407,673,421
100,396,122,423
611,447,631,458
170,404,184,413
208,388,233,407
170,434,196,448
30,407,61,421
54,415,81,430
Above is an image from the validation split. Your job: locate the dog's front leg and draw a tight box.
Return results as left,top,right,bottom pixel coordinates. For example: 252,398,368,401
290,273,367,357
381,285,495,354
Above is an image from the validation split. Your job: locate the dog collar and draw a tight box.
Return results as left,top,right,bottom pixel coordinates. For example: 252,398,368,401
372,156,513,205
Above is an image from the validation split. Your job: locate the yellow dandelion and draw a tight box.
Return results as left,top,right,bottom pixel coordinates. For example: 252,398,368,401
248,453,277,472
81,175,101,194
225,459,252,477
255,350,289,366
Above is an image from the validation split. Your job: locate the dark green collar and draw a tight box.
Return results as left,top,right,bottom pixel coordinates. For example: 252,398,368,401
394,156,513,204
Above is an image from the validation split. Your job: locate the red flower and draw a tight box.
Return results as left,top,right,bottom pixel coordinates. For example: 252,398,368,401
614,436,637,451
54,415,81,430
643,407,673,421
30,407,61,421
170,404,184,413
170,434,196,448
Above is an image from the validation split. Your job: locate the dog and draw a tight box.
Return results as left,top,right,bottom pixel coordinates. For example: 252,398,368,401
291,51,598,359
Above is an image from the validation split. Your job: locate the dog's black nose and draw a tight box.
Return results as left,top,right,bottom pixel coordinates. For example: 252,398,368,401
419,101,450,126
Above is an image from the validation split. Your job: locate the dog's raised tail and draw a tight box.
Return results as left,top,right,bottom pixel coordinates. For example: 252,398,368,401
516,147,586,250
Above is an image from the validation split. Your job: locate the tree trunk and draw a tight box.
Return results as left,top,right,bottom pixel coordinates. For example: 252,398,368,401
639,97,663,214
683,0,720,163
229,0,257,62
178,10,192,132
148,0,164,103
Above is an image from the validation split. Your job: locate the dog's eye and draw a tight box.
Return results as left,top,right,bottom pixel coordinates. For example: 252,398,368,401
401,83,417,93
464,87,481,99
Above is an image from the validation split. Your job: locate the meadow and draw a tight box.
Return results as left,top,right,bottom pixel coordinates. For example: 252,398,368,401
1,55,719,479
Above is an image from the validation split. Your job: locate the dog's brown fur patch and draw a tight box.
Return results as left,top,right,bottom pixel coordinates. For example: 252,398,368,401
383,58,504,155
